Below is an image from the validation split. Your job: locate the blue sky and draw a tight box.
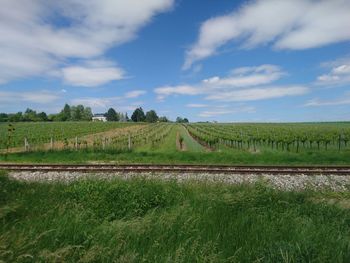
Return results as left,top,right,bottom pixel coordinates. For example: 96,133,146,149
0,0,349,122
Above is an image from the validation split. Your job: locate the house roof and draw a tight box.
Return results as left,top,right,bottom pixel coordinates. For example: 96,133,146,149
93,114,106,117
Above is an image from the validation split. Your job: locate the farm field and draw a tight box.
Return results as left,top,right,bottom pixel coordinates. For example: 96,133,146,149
1,171,350,262
1,122,350,165
0,122,139,150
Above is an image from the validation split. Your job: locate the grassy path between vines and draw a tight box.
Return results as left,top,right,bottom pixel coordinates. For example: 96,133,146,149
178,125,207,152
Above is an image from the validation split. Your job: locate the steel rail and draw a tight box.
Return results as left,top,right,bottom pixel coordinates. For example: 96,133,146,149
1,163,350,175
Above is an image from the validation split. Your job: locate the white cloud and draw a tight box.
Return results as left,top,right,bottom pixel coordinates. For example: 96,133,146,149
154,85,201,100
61,60,124,87
186,104,208,108
206,86,308,102
124,90,147,98
70,97,119,109
155,64,308,102
0,90,60,104
305,94,350,107
317,57,350,86
184,0,350,69
198,106,255,118
0,0,174,84
202,64,284,88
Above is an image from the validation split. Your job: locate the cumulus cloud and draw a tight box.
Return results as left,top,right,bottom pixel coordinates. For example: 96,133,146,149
124,90,147,98
317,57,350,86
184,0,350,69
0,90,60,104
61,60,124,87
205,86,308,102
0,0,174,84
305,94,350,107
70,97,120,109
186,104,208,108
155,85,201,101
198,106,255,118
155,64,308,102
202,64,284,88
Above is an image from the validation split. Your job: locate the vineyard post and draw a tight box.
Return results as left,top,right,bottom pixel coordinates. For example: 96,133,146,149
338,134,341,151
24,137,28,151
128,133,131,150
50,137,54,150
296,140,299,153
6,123,15,154
102,138,106,150
75,137,78,150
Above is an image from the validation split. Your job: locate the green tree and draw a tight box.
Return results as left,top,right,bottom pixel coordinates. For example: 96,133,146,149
158,116,169,122
37,112,48,121
0,113,8,122
24,108,38,121
176,117,183,123
145,110,158,123
82,107,93,121
62,104,71,121
131,107,146,122
105,108,119,121
71,105,84,121
8,112,23,122
176,117,189,123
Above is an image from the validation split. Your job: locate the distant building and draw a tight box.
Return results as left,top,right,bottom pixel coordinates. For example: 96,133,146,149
92,114,107,122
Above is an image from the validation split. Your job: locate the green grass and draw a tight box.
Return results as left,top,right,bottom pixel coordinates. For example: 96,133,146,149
1,172,350,262
1,147,350,165
179,125,206,152
136,124,178,152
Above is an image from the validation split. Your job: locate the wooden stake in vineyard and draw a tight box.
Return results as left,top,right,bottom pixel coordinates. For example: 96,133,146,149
6,123,15,153
24,137,29,151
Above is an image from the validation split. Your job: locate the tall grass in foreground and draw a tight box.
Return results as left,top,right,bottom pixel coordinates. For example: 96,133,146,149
1,171,350,262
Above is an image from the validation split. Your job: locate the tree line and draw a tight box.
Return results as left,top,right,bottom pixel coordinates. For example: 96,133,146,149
0,104,93,122
0,104,189,123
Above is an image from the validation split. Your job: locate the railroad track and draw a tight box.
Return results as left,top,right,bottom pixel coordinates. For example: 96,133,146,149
1,164,350,175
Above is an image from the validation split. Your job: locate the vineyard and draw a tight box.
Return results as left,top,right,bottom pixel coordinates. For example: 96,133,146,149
1,122,350,159
186,123,350,152
0,122,138,150
0,122,174,152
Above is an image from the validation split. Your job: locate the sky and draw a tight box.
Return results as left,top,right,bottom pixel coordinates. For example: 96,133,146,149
0,0,350,122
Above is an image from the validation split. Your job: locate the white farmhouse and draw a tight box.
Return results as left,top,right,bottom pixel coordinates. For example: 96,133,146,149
92,114,107,122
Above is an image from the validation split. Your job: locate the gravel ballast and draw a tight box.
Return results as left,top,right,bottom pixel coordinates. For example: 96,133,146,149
8,171,350,191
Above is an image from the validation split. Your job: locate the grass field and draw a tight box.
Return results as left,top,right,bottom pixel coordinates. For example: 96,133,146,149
1,171,350,262
2,147,350,165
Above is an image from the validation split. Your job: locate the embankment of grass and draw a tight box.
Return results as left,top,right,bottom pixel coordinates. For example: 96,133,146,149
1,172,350,262
1,148,350,165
